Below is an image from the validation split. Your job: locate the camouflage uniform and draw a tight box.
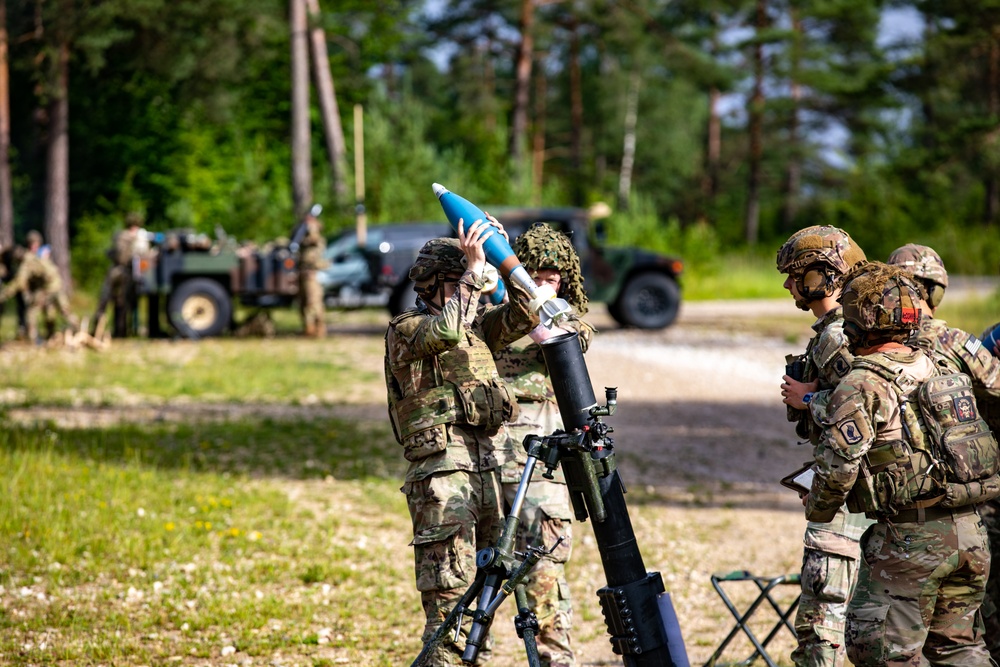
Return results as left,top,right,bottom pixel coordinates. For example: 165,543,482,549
297,214,327,337
491,222,593,667
778,225,872,667
385,239,537,666
789,308,873,667
93,222,140,337
0,251,77,342
890,244,1000,664
806,264,996,667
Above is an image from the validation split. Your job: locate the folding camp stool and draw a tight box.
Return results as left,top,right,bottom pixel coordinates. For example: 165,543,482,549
704,570,801,667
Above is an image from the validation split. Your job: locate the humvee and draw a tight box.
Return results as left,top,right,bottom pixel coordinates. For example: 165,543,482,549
388,207,684,330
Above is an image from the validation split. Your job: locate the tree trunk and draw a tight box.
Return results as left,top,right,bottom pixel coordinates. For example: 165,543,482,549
568,16,584,207
704,87,720,198
45,40,70,290
510,0,535,166
290,0,312,219
744,0,766,246
781,7,802,233
702,15,721,223
986,38,1000,225
0,0,12,248
531,53,546,206
617,69,640,211
305,0,348,210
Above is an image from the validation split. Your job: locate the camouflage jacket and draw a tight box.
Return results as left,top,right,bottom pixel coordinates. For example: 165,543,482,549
298,218,328,271
0,254,62,302
107,228,139,267
795,307,855,443
806,347,937,522
493,316,595,475
385,268,538,483
492,316,595,403
795,307,871,554
913,315,1000,398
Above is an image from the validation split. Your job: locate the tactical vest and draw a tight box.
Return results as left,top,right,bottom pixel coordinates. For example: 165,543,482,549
847,355,1000,516
385,314,519,462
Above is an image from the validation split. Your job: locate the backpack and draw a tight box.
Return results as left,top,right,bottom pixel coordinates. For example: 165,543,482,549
913,372,999,483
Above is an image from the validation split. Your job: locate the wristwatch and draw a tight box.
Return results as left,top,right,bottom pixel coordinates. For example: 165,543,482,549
802,392,814,405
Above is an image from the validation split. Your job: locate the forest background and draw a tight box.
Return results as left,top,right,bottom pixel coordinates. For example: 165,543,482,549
4,0,1000,296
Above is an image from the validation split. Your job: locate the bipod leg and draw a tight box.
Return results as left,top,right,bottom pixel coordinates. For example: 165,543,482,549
462,454,542,663
410,569,486,667
514,584,542,667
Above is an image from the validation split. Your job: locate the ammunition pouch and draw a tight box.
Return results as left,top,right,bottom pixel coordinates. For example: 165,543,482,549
388,379,519,462
456,378,519,430
846,440,945,515
391,385,458,462
940,472,1000,508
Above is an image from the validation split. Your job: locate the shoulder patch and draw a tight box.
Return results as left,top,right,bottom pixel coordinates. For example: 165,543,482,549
833,354,851,378
838,419,864,445
965,336,983,356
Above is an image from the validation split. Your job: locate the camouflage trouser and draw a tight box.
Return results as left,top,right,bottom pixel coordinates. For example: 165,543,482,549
980,501,1000,664
501,398,575,667
298,270,325,335
404,469,503,667
846,513,993,667
94,265,130,315
92,265,131,336
27,290,77,342
790,549,857,667
501,464,575,667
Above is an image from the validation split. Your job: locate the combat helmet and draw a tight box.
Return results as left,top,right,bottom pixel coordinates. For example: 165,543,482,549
839,262,922,349
409,238,466,302
887,244,948,309
776,225,867,310
513,223,588,315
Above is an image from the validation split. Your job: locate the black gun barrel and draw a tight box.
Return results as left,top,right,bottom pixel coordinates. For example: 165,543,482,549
539,331,689,667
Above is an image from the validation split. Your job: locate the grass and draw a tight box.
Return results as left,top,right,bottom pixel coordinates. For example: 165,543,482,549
0,417,804,666
0,419,419,666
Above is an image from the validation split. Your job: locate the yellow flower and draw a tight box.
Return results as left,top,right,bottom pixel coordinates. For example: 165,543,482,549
165,522,176,532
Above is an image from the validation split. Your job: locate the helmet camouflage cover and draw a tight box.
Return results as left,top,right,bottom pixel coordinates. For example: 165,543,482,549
409,238,466,283
513,222,588,315
887,243,949,289
840,262,922,344
776,225,867,276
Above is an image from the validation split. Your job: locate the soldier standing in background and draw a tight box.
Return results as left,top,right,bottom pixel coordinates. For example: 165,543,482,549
294,206,328,337
805,261,998,666
384,216,537,666
492,223,594,667
776,225,872,667
888,244,1000,664
0,232,78,343
92,212,142,338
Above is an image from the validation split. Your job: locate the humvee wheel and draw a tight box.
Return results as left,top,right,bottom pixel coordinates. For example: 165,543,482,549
613,272,680,329
388,278,418,317
168,278,232,339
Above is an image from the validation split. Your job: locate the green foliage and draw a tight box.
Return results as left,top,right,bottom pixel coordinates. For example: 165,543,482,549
603,192,720,268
